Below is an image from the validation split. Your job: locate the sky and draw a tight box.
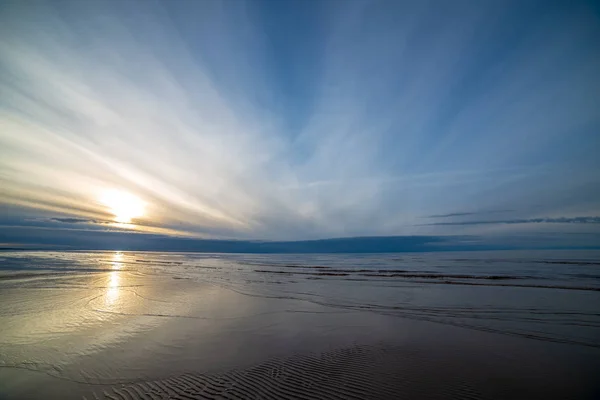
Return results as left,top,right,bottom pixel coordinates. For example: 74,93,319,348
0,0,599,250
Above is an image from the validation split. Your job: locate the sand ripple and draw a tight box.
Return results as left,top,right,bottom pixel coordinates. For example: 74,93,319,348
86,342,579,400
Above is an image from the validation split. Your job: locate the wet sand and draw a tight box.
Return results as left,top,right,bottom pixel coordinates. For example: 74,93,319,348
1,251,599,399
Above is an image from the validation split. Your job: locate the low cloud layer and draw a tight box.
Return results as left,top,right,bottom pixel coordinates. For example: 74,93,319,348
50,217,100,224
420,216,600,226
426,210,515,219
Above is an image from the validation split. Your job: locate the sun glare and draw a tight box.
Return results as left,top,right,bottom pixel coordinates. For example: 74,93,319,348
100,189,145,223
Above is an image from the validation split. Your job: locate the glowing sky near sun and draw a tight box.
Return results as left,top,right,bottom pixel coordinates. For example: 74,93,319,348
0,0,599,244
100,189,145,224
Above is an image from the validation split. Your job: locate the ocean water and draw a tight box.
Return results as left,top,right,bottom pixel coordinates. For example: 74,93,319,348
1,249,599,350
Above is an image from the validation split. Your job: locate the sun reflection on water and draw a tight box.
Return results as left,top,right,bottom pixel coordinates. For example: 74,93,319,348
106,252,123,305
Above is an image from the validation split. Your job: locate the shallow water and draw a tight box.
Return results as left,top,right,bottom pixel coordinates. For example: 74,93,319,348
1,250,599,399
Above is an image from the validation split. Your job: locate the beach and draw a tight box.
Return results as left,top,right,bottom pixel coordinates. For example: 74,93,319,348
1,250,599,399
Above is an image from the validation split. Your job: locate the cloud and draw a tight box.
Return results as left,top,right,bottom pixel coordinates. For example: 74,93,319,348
425,209,515,218
0,224,462,252
419,216,600,226
426,212,477,218
50,217,99,224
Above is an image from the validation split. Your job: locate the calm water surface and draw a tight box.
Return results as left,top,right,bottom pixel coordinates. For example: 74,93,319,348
1,250,599,348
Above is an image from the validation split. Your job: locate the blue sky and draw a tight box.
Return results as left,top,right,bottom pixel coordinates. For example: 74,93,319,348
0,0,599,249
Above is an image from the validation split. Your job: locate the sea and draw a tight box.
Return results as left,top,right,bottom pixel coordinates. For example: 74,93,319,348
1,249,599,349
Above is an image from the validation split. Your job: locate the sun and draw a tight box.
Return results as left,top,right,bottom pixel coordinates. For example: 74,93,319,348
100,189,145,223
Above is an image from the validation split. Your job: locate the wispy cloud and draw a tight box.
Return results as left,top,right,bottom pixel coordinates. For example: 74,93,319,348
50,217,99,224
425,209,515,219
427,212,478,218
419,216,600,226
0,0,598,243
